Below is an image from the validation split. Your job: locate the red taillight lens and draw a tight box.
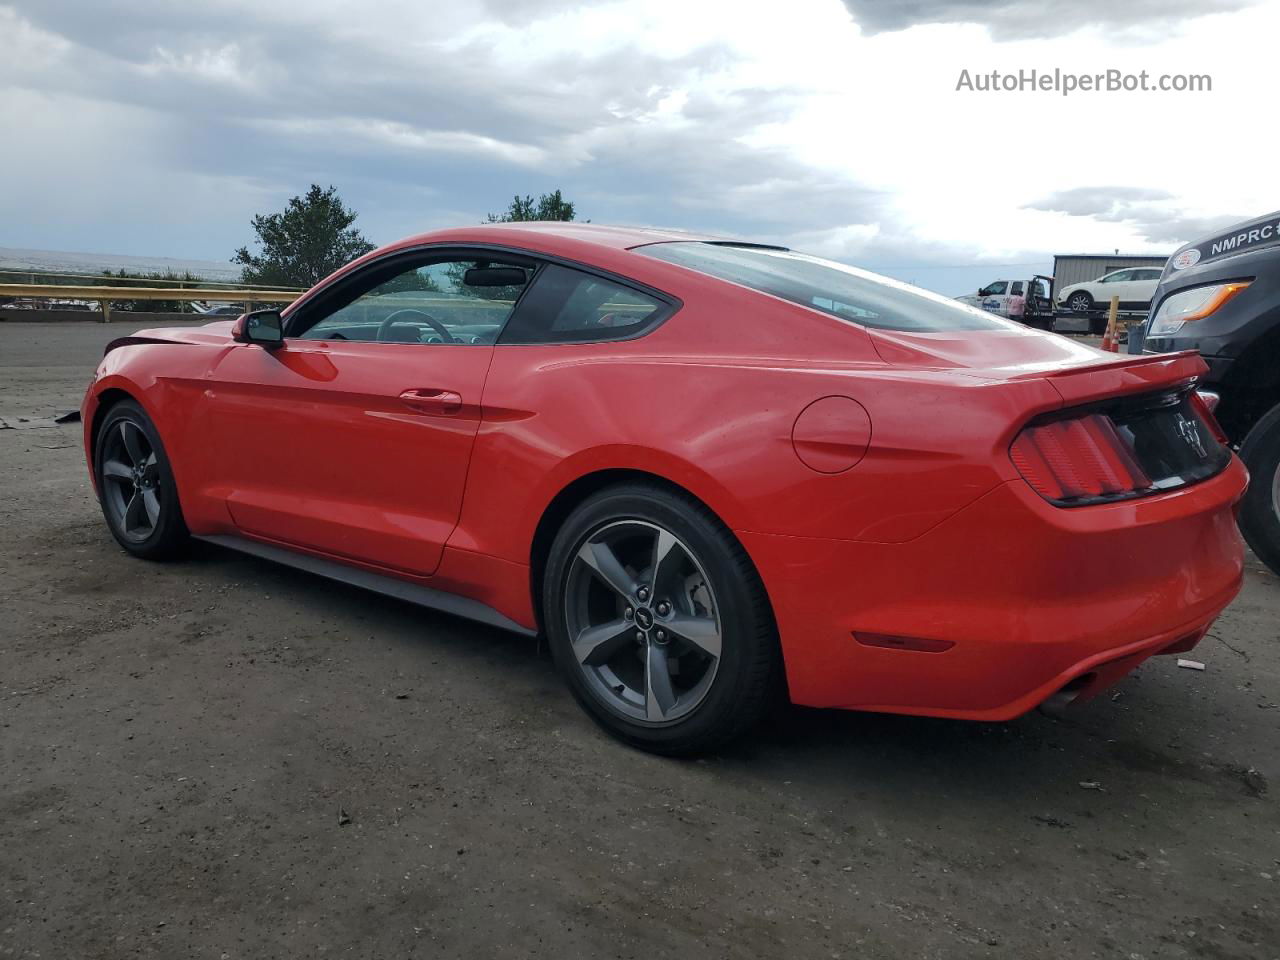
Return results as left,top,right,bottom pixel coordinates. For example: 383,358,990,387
1013,389,1231,506
1011,413,1151,502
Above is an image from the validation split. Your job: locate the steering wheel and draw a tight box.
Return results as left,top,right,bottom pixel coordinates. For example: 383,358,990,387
377,309,456,344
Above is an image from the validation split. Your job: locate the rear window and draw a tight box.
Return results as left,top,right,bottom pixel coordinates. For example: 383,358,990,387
637,242,1015,332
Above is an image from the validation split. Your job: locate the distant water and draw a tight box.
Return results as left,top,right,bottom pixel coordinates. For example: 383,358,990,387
0,246,241,282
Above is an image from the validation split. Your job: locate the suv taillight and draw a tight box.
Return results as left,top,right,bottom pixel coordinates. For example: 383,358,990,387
1010,387,1231,507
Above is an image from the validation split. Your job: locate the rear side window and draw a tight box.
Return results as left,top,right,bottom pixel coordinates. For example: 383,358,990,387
500,264,670,343
637,242,1014,332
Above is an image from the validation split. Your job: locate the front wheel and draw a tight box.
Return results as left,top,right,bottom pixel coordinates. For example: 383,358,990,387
94,399,189,559
1239,405,1280,576
543,483,779,755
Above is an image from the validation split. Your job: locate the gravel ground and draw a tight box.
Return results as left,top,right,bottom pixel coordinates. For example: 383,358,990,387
2,320,1277,960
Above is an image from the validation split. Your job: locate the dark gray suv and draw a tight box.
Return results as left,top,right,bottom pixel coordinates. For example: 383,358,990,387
1142,211,1280,574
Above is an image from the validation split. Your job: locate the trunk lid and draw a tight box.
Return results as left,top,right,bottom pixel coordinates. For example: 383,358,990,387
866,327,1229,506
866,326,1208,404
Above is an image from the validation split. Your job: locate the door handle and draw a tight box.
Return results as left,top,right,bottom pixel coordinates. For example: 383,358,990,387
399,388,463,415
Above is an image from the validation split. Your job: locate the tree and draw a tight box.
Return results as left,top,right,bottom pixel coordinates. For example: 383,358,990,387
487,189,577,223
233,185,376,288
98,268,205,313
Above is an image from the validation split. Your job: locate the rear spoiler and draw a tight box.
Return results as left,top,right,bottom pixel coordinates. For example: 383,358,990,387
1039,351,1207,407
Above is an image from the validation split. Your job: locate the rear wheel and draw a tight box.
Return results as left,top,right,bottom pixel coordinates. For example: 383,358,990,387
1239,405,1280,576
1068,291,1094,314
543,483,779,755
94,399,189,559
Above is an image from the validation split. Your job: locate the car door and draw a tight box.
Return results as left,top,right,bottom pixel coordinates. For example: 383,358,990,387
203,252,532,577
1096,269,1132,305
1130,268,1160,306
1115,269,1144,304
979,280,1009,314
1006,280,1025,318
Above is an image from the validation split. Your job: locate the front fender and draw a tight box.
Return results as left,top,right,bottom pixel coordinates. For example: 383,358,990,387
82,370,161,491
80,340,230,532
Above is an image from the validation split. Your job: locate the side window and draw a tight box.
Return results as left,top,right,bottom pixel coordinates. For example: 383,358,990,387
984,281,1008,296
1101,270,1131,283
500,264,670,344
1133,269,1159,281
1010,281,1024,296
297,258,531,345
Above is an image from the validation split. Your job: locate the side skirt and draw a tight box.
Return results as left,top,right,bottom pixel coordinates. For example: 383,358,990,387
197,534,536,637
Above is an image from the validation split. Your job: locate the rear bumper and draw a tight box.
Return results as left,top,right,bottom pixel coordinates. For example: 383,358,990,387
743,456,1248,719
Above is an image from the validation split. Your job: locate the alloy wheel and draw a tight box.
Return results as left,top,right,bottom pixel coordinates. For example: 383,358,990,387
100,419,161,542
564,520,722,725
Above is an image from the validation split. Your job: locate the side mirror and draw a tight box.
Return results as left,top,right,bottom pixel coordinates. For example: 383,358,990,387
233,309,284,348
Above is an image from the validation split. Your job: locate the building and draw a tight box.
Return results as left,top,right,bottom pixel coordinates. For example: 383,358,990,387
1050,253,1169,298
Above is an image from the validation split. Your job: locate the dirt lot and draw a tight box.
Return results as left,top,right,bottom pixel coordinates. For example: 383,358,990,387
2,320,1277,960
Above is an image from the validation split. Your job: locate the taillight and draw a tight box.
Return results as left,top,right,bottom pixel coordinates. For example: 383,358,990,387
1011,414,1151,502
1010,388,1232,507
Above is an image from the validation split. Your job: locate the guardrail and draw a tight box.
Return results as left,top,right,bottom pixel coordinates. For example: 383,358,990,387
0,283,300,322
0,269,303,292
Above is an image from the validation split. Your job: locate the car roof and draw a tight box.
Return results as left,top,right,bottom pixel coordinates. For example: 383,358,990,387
388,222,724,253
289,223,749,316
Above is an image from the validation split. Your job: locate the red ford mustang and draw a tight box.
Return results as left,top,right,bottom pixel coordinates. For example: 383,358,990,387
82,223,1247,753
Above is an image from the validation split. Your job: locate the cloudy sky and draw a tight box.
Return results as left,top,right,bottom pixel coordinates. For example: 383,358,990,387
1,0,1276,293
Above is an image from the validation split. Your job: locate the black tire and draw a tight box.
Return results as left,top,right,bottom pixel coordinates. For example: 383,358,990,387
1238,404,1280,576
94,399,189,560
543,482,780,755
1068,291,1094,314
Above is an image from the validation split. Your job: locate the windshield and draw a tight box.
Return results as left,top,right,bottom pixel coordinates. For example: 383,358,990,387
636,242,1017,333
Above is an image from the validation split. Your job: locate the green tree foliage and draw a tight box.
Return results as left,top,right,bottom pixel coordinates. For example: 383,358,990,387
98,269,205,312
369,266,442,296
441,260,530,303
487,189,577,223
233,185,376,288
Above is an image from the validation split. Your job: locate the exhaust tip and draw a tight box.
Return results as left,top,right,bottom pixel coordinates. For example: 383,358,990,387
1038,672,1098,718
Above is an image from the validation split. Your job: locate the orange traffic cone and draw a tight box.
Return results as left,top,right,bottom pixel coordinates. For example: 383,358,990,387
1100,296,1119,352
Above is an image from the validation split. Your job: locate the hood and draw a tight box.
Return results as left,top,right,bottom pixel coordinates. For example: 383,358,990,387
137,319,236,344
102,320,238,356
1163,210,1280,278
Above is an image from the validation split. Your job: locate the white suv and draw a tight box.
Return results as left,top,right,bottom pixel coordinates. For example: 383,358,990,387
1057,267,1163,314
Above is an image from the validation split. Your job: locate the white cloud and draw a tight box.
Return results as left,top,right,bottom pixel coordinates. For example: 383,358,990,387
836,0,1265,38
0,0,1276,293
